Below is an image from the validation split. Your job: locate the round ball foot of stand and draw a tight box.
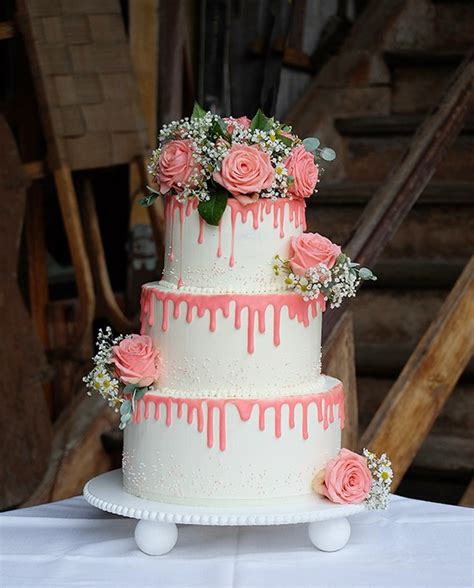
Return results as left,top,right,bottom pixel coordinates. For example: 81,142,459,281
308,517,351,552
134,519,178,555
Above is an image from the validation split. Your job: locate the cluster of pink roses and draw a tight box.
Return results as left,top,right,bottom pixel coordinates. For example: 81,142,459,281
112,334,160,389
154,114,319,206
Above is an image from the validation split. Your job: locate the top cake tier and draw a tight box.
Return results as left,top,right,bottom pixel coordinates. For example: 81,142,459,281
161,196,306,293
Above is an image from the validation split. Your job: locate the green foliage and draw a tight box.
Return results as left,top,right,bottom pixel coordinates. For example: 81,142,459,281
210,117,231,142
359,267,377,281
320,147,336,161
198,187,228,226
191,102,207,120
277,131,293,147
139,185,160,207
302,137,320,153
250,109,273,131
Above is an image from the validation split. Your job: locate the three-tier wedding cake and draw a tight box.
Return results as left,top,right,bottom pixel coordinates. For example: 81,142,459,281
85,106,391,512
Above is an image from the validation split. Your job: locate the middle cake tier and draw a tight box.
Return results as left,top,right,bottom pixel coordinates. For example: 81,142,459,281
140,282,325,398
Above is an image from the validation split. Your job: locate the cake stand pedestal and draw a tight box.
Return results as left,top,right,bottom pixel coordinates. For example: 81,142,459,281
83,470,365,556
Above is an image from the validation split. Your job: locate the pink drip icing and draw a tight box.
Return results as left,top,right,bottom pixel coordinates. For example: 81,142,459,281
224,198,305,267
167,196,305,271
136,383,344,452
141,287,324,355
198,216,204,244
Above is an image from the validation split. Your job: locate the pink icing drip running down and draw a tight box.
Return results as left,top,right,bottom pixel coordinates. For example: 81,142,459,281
132,384,345,451
140,287,325,354
165,196,306,281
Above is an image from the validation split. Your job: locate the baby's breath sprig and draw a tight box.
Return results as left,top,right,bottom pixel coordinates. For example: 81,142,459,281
363,448,393,510
273,253,376,307
83,327,124,411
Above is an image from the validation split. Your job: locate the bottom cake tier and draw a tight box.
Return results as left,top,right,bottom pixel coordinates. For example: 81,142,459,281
123,375,344,506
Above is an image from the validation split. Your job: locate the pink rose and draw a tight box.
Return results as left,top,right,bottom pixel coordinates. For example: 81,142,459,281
285,145,319,199
224,116,251,134
112,335,159,388
158,139,196,194
213,144,274,204
313,449,372,505
289,233,341,276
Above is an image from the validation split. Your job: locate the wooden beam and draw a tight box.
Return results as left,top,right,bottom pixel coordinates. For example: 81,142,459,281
459,479,474,507
23,393,118,507
0,114,52,509
23,160,46,180
322,312,358,450
360,257,474,489
53,166,95,347
0,21,15,40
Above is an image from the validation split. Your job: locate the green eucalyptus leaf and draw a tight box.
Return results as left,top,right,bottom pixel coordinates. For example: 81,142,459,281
123,384,136,394
359,267,376,280
198,189,228,226
133,387,148,402
191,102,207,119
281,125,292,132
303,137,320,152
250,109,272,131
320,147,337,161
120,400,132,415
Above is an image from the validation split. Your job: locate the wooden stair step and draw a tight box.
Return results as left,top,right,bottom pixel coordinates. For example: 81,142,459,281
358,377,474,442
383,50,468,115
384,49,466,67
308,203,474,259
371,259,466,289
355,343,474,378
335,115,474,136
352,288,473,359
340,135,474,181
312,181,474,205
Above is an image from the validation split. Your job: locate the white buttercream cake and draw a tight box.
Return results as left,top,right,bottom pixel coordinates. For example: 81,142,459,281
122,196,344,505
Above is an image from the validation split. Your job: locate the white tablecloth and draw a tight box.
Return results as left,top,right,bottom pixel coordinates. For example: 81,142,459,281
0,494,472,587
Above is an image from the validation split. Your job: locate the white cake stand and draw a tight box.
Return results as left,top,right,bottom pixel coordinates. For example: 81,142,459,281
83,469,365,555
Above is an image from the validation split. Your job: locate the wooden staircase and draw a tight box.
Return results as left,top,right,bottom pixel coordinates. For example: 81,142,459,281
291,0,474,502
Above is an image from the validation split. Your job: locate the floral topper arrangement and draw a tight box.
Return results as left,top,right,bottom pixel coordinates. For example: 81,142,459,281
312,448,393,510
274,232,376,308
142,102,336,226
83,328,160,429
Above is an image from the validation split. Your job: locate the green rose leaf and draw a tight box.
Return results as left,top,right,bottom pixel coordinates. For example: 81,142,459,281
250,108,272,131
277,132,293,148
139,190,159,207
191,101,207,120
210,118,231,142
320,147,337,161
303,137,320,153
198,188,228,226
